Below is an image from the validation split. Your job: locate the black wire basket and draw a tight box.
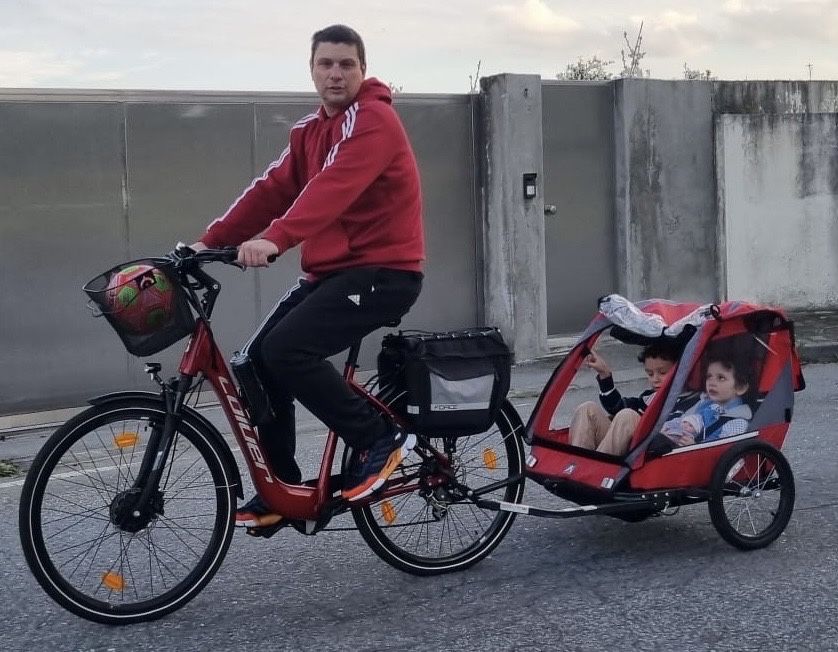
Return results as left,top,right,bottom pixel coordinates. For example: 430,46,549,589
84,257,195,357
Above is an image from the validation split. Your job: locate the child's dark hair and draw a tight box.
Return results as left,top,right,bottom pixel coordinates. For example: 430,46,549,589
637,340,681,364
705,354,751,389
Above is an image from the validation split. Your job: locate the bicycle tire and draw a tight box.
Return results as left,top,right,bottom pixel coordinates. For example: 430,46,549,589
347,401,526,576
19,399,237,624
708,440,795,550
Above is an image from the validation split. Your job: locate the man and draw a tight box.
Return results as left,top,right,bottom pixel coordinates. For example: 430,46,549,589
192,24,425,532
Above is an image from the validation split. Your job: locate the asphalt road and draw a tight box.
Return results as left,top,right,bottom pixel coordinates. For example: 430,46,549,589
2,363,837,652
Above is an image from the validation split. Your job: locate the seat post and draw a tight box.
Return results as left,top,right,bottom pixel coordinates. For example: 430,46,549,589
343,341,362,378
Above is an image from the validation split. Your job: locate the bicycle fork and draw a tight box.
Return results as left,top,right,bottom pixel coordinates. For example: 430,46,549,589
110,366,192,532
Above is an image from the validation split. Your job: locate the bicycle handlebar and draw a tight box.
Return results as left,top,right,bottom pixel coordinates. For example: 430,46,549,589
170,244,277,267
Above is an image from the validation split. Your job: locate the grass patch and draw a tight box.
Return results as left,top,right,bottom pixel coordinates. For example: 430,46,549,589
0,459,21,477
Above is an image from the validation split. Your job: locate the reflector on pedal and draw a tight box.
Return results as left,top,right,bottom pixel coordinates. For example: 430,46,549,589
114,432,139,448
381,500,397,524
483,448,498,470
101,572,125,591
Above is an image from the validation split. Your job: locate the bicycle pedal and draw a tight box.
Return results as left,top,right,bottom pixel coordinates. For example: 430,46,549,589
244,521,290,539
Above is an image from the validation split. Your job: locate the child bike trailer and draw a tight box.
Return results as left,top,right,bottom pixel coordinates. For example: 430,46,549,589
494,295,806,550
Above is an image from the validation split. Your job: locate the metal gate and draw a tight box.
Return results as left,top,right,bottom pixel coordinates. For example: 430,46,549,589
541,82,617,334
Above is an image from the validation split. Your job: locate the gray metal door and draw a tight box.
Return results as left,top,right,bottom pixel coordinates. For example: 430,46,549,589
541,82,616,334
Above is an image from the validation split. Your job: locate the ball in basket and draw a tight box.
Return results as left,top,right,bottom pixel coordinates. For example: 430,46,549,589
105,264,174,334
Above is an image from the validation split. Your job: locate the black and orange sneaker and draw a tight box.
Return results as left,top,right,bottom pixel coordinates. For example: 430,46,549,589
341,426,416,502
235,495,284,529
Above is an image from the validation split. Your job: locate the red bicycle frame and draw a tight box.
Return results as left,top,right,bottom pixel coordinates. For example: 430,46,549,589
177,320,421,520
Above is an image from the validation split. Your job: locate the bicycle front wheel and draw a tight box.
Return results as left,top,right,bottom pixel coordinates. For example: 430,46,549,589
18,400,237,624
349,401,526,576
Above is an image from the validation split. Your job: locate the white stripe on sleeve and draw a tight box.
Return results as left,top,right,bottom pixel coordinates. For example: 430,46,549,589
207,112,318,231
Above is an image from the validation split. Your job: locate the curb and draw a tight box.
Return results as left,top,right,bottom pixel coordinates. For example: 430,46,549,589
799,343,838,365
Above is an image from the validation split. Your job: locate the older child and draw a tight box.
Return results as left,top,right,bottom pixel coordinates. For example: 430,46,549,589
569,341,681,456
660,355,752,447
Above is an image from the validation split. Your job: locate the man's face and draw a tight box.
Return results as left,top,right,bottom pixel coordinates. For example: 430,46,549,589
310,41,365,116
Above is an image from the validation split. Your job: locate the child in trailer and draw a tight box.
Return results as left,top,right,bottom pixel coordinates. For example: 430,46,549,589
659,354,752,447
568,341,682,456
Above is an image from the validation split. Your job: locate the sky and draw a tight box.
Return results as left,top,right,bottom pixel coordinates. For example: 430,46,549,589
1,0,837,93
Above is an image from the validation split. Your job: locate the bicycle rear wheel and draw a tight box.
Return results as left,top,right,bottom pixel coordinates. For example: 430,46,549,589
19,400,237,624
348,401,526,575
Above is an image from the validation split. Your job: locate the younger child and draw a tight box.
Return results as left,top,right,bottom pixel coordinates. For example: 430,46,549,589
660,355,752,447
568,341,681,456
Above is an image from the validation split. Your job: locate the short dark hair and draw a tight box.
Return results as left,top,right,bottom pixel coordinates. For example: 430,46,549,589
310,24,366,70
638,340,681,364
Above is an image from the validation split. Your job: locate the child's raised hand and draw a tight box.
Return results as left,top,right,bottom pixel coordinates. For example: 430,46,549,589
584,351,611,378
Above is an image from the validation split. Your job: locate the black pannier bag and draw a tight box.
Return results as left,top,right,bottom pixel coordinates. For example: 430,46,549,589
377,328,512,436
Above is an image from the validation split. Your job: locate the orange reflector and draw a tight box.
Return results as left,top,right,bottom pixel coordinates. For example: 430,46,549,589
483,448,498,470
380,500,397,525
114,432,139,449
101,572,126,591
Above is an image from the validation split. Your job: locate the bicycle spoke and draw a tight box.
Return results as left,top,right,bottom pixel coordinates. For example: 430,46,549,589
65,446,114,504
61,522,114,579
42,504,111,526
76,522,114,588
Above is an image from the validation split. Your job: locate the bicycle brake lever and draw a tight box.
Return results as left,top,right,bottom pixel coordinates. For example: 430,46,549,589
173,241,194,257
219,246,246,270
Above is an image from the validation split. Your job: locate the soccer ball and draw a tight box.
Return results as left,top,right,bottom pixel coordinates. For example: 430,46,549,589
106,264,174,335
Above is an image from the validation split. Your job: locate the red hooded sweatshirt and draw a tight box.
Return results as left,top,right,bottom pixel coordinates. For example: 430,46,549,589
201,78,425,278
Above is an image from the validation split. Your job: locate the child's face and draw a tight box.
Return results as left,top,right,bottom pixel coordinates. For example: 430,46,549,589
705,361,748,403
644,356,674,390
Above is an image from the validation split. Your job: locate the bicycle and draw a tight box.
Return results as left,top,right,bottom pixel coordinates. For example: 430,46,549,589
18,246,527,625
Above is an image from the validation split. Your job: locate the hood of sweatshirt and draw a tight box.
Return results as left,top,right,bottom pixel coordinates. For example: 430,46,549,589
355,77,392,104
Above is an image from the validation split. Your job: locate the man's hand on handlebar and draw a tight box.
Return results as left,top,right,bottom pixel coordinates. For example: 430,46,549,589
179,239,277,267
237,239,279,268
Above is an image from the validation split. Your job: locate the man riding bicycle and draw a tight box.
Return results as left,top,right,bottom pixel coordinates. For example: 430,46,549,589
191,24,425,533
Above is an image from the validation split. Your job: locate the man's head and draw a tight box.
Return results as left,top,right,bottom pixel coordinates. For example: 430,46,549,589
637,341,680,391
310,24,366,116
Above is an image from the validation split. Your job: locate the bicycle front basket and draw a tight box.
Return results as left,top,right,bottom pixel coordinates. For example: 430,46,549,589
84,257,195,357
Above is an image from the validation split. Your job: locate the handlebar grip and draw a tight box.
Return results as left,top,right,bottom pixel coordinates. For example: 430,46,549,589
267,254,278,263
219,246,239,263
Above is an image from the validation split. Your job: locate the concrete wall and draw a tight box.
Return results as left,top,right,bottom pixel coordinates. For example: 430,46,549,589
3,79,838,414
717,113,838,308
480,74,548,361
613,79,718,302
714,81,838,114
0,90,481,414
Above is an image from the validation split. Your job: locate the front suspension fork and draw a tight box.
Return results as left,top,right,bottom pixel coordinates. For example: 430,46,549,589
124,372,194,518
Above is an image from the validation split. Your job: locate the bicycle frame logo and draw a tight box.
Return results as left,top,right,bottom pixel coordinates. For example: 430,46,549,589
218,376,273,483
